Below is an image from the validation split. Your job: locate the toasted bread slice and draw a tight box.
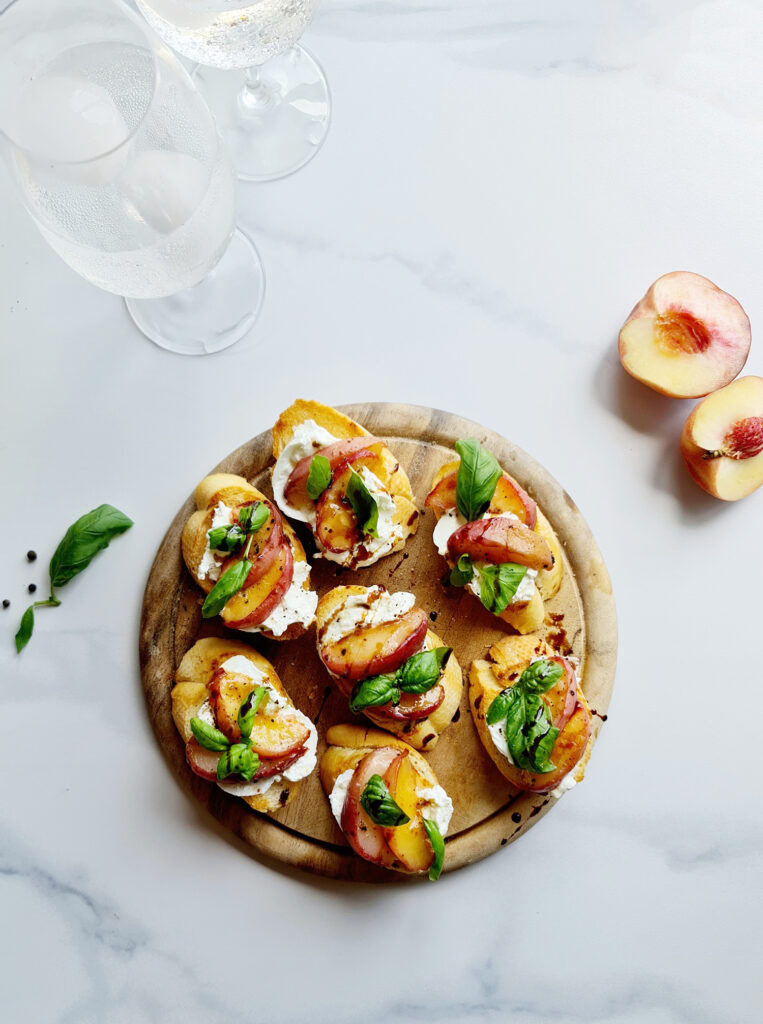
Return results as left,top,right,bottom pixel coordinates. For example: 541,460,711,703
181,473,316,641
271,400,419,564
173,638,315,813
469,634,592,794
315,585,463,750
426,459,564,633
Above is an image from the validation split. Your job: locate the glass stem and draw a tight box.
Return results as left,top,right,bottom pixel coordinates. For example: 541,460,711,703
238,66,275,114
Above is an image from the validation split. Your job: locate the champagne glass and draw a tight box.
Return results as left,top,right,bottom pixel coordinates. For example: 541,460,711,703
134,1,331,182
0,0,265,355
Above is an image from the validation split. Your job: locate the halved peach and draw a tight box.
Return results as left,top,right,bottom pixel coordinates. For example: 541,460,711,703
284,437,385,509
221,541,294,628
320,607,429,682
382,753,434,873
618,271,751,397
447,517,553,570
340,747,401,865
680,375,763,500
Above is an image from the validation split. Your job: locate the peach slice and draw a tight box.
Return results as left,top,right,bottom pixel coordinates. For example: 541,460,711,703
618,272,751,397
382,753,434,873
340,748,401,866
221,541,294,629
447,517,553,570
320,607,429,683
680,375,763,501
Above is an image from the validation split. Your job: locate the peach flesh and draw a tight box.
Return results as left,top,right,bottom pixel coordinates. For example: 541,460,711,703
618,271,751,398
680,376,763,500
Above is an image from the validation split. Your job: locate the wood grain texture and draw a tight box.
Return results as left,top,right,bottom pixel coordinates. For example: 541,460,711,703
139,403,618,882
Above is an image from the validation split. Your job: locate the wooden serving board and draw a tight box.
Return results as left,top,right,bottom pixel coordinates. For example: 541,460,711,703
139,403,617,882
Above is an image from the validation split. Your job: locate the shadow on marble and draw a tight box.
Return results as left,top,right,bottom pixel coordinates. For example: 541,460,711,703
593,342,691,436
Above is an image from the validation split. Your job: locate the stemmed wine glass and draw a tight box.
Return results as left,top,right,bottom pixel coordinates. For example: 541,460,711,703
134,0,331,182
0,0,265,355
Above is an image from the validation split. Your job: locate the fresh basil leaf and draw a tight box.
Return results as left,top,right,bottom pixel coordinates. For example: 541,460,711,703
217,742,260,782
519,658,564,694
524,695,552,749
14,604,35,653
398,647,451,695
208,523,246,554
504,687,533,770
201,558,251,619
237,686,267,740
531,726,559,774
238,501,268,535
360,774,410,827
191,718,230,752
349,674,400,712
454,439,502,523
423,819,445,881
449,553,473,588
486,685,523,726
476,562,527,615
49,504,133,589
306,455,332,501
346,469,379,538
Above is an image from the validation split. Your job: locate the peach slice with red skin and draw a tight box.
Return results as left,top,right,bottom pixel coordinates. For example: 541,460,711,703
320,607,429,683
207,669,311,757
378,685,445,722
220,500,283,589
221,541,294,629
425,466,536,527
284,437,385,511
382,753,435,873
618,272,751,398
340,747,401,865
447,517,553,570
185,739,306,782
680,375,763,501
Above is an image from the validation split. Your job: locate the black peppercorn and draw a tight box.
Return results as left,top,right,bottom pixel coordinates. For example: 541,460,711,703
27,550,37,562
27,583,37,594
2,599,9,609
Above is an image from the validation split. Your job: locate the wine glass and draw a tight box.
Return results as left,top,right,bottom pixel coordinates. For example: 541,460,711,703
0,0,265,355
134,0,331,182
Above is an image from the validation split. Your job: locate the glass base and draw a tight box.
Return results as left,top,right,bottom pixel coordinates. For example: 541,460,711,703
124,229,265,355
195,46,331,183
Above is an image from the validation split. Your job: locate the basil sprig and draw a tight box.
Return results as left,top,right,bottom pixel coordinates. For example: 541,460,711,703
201,500,271,619
306,455,332,501
486,659,564,774
237,501,268,534
190,686,268,782
455,438,502,522
15,503,133,653
346,469,379,538
449,555,527,615
477,563,527,614
208,523,246,554
360,774,410,827
423,819,445,881
202,557,251,619
350,647,451,712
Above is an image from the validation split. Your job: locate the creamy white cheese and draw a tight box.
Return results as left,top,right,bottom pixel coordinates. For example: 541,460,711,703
435,508,538,607
549,773,578,799
417,784,453,836
487,717,514,765
316,465,405,568
329,768,355,826
197,501,234,581
198,657,317,797
242,558,317,637
271,418,337,524
321,586,416,646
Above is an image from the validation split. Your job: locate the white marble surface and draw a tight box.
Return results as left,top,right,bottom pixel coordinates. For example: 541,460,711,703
2,1,762,1021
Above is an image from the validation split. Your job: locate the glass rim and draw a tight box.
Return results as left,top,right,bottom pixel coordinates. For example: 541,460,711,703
0,0,159,166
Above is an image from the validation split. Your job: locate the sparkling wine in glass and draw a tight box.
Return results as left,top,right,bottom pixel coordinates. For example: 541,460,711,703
134,0,331,182
0,0,265,355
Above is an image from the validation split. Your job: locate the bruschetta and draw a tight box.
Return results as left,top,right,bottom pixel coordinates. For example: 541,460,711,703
469,634,592,795
315,585,463,750
321,724,452,879
271,399,419,569
182,473,317,639
425,439,563,633
172,638,318,812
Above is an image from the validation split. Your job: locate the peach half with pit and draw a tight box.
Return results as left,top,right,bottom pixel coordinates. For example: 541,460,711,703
618,272,751,398
680,376,763,501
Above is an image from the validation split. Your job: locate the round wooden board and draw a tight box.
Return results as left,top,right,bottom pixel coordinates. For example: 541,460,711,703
139,403,617,882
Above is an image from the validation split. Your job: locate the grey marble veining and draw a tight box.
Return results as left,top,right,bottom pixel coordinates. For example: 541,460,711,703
1,1,762,1022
